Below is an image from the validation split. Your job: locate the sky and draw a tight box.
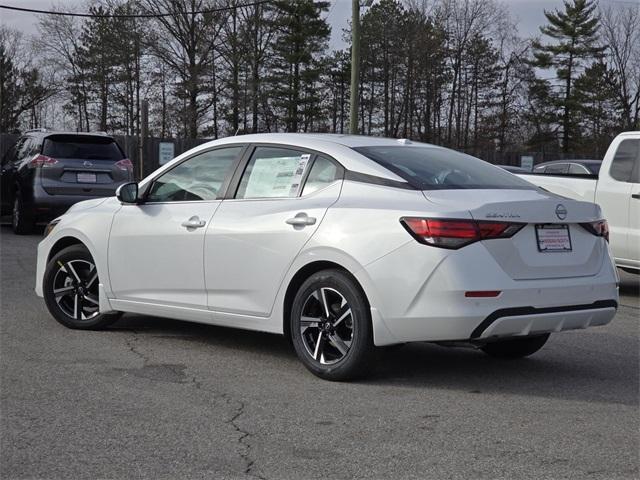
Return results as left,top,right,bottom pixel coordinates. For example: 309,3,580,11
0,0,635,49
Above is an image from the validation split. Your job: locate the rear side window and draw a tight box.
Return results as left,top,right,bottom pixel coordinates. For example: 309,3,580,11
236,147,312,199
301,156,342,196
568,164,588,175
545,164,569,174
43,136,124,161
610,139,639,183
353,146,535,190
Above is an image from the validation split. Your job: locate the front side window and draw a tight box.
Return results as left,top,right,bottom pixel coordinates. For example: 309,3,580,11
236,147,312,199
301,156,342,196
354,146,535,190
610,139,639,183
146,147,242,202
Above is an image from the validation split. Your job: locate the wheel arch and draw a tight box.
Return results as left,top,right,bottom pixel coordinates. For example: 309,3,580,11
282,260,370,343
47,236,87,263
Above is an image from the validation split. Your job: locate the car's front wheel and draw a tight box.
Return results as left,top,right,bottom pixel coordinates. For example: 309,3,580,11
480,334,550,359
43,244,121,330
290,269,375,381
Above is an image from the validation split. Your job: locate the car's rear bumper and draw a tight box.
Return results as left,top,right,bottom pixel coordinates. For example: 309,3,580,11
28,183,114,222
359,239,619,346
470,300,617,340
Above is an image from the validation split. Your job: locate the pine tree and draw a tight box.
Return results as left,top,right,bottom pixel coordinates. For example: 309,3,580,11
574,61,619,156
267,0,330,132
532,0,605,153
0,43,19,132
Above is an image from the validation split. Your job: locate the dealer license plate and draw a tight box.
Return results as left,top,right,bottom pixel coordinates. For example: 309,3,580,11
535,224,572,252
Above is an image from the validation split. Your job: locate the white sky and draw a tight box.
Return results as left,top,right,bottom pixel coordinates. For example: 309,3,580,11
0,0,634,50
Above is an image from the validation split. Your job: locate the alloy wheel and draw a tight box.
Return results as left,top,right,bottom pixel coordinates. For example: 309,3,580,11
52,259,100,321
299,287,354,365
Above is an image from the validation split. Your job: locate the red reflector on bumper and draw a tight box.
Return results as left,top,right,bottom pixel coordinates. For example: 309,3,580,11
465,291,501,298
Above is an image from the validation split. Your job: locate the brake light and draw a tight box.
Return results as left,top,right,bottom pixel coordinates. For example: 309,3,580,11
115,158,133,171
400,217,525,249
28,154,58,168
580,220,609,242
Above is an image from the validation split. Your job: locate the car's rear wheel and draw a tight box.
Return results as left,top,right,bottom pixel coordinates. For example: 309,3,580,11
290,269,374,381
480,334,550,359
43,245,121,330
12,194,35,235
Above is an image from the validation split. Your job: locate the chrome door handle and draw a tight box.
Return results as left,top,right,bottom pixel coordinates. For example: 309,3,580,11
181,216,206,229
286,213,317,227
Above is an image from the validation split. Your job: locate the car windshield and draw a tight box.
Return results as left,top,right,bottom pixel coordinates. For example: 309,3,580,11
43,136,124,161
353,146,536,190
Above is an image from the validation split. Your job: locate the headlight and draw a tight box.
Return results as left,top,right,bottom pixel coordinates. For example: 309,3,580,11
44,219,60,238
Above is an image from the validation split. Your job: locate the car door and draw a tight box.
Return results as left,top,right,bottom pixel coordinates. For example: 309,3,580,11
204,146,344,319
596,138,638,263
108,145,245,309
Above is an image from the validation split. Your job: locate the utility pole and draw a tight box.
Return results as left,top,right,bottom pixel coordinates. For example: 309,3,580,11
349,0,360,135
139,99,148,180
350,1,373,135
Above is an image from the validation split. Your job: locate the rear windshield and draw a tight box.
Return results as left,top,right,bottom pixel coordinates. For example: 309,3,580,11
43,135,124,161
353,146,536,190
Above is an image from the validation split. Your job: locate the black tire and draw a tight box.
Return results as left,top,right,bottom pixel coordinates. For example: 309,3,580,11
12,193,35,235
290,269,375,381
43,244,121,330
480,334,550,359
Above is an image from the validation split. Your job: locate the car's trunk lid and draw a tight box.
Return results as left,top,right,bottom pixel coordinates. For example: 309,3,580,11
422,189,607,280
39,135,130,196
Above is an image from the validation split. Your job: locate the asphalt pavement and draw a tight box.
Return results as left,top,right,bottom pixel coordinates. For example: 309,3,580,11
1,225,638,480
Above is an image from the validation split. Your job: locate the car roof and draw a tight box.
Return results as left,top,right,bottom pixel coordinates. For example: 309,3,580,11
208,132,441,149
24,130,113,140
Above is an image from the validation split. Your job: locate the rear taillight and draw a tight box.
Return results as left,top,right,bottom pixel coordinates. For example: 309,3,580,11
115,158,133,171
580,220,609,242
28,154,58,169
400,217,525,249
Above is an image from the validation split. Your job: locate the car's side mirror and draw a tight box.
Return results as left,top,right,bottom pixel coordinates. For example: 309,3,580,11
116,182,139,204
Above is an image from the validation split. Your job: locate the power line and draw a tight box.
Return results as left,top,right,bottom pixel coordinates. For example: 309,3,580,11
0,0,272,19
599,0,640,5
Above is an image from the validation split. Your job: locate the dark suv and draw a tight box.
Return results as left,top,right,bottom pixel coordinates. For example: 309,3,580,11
0,130,133,234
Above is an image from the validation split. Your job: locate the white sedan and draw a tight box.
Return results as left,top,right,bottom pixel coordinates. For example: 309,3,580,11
35,134,619,380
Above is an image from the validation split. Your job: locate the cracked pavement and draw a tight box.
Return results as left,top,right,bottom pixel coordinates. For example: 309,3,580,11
1,226,639,479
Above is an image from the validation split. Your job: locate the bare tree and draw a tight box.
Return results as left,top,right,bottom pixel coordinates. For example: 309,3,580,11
600,4,640,129
142,0,225,138
35,11,90,131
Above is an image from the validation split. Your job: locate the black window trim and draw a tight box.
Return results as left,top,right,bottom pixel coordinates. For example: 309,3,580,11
141,143,249,204
225,143,345,201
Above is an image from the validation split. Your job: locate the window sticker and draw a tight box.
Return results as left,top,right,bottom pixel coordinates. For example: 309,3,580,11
242,154,310,198
288,154,311,196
